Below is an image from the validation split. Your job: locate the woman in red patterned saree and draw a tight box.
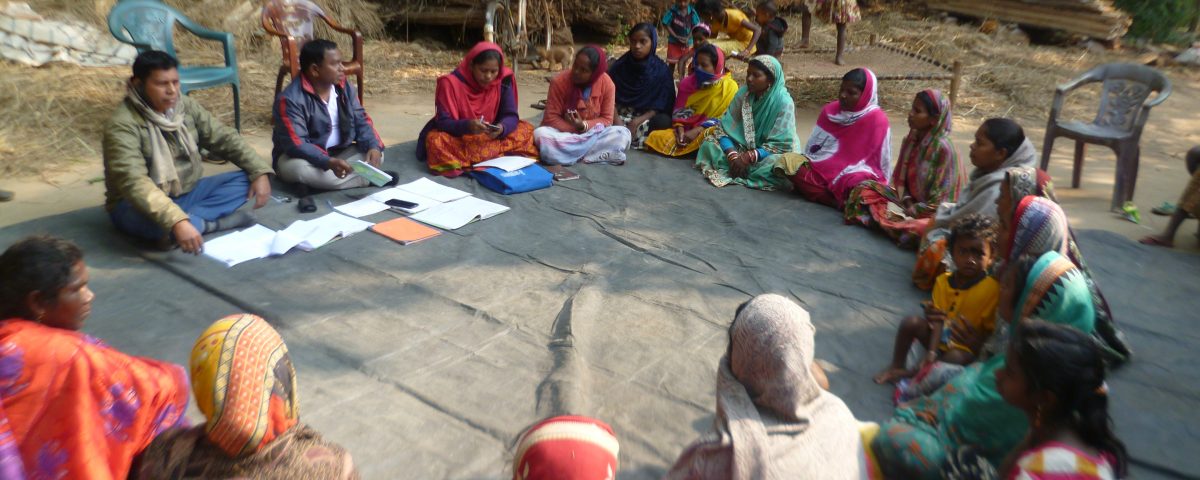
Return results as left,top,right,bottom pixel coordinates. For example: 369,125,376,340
417,41,539,177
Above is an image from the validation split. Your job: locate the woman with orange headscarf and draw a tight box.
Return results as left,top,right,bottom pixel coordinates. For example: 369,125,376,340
417,41,538,177
136,314,357,479
0,235,189,480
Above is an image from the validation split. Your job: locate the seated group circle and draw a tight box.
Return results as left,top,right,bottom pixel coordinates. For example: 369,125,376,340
0,1,1149,477
0,235,1130,479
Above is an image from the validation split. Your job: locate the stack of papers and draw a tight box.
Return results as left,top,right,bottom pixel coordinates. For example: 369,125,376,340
473,156,536,172
394,177,472,202
329,178,510,231
203,213,373,267
334,178,472,218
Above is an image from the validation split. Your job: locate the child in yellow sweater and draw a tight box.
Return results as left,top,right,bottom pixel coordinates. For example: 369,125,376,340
875,214,999,384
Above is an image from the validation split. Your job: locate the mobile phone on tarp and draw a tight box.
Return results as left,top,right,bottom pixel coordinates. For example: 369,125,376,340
385,198,419,210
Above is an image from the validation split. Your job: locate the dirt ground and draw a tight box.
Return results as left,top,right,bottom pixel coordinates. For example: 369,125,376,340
3,72,1198,251
3,5,1200,248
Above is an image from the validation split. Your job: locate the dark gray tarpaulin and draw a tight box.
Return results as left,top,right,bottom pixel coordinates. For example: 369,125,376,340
2,141,1196,479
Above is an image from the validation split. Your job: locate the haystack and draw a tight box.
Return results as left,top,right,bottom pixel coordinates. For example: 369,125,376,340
926,0,1131,42
1,0,387,176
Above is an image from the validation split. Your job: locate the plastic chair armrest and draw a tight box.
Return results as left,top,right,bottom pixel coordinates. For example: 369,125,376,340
180,20,227,43
323,17,358,36
177,20,237,68
261,13,290,38
1144,80,1172,109
1133,81,1172,134
1057,69,1100,94
1047,88,1067,125
351,31,364,63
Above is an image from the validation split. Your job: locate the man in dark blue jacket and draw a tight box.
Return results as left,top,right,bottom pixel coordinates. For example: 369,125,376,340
272,39,386,190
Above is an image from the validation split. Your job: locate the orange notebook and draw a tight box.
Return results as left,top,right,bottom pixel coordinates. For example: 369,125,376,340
370,217,442,245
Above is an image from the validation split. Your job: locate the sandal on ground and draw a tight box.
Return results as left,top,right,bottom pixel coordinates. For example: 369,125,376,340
1152,202,1176,216
531,99,546,110
1138,235,1173,248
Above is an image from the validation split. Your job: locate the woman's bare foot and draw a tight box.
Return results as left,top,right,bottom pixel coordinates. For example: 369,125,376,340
834,55,846,66
1139,235,1174,248
873,366,911,384
799,39,811,49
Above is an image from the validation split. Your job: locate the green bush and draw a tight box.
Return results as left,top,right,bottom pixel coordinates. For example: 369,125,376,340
1114,0,1198,44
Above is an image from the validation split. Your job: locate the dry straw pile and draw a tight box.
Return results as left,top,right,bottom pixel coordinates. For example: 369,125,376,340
1,0,400,176
2,1,1191,178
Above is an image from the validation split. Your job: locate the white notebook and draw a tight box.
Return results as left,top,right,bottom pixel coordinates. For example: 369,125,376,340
368,187,441,214
201,213,374,267
395,178,471,203
409,196,509,230
334,197,392,218
474,156,536,172
203,224,276,267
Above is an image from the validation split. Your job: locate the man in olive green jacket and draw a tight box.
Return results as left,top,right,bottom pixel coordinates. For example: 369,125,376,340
104,51,273,254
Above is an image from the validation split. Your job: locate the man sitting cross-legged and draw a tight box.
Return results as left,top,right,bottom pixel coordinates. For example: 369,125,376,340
272,38,390,191
104,51,273,255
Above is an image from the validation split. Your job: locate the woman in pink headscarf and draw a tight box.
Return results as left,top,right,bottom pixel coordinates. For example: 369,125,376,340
776,67,892,209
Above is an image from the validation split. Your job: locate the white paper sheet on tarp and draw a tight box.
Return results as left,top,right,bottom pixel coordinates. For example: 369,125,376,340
301,213,373,249
202,214,374,267
395,178,471,203
474,156,536,172
334,197,393,218
409,196,510,230
368,188,441,214
203,224,277,267
0,2,137,67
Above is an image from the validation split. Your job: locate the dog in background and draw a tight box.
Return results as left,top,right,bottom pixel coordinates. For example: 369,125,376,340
523,42,574,71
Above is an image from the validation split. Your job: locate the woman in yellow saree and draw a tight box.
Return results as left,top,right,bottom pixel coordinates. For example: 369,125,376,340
645,43,738,157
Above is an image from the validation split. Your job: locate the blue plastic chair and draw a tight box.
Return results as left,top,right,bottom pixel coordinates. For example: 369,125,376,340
107,0,242,131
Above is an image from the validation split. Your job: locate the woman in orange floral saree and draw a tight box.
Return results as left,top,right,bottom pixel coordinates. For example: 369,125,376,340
0,236,189,480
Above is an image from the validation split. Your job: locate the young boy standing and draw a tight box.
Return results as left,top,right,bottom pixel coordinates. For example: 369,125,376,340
800,0,860,65
696,0,762,60
663,0,702,77
754,1,788,58
875,214,1001,385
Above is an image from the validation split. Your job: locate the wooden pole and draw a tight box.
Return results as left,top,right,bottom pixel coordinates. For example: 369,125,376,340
545,0,552,51
950,60,963,107
1191,0,1199,33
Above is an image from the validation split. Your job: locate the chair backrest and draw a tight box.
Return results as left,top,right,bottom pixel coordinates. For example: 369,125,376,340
1090,63,1169,132
262,0,327,61
107,0,184,57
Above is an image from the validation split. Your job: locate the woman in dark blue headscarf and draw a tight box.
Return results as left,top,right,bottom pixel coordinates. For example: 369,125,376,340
609,22,676,149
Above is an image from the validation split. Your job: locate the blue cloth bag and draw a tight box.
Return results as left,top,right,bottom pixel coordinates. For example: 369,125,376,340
472,164,553,194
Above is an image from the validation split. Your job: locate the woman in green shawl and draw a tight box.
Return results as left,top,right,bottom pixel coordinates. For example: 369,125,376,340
695,55,798,190
870,201,1097,479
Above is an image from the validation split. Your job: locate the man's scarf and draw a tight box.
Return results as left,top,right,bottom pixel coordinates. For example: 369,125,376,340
125,81,201,196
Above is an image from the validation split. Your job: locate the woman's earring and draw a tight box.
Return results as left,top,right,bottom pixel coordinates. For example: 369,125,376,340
1034,404,1044,429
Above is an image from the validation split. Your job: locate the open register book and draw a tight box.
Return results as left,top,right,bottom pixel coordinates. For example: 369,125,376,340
408,196,509,230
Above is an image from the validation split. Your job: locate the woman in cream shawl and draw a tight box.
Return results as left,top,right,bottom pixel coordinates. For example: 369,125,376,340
665,294,866,480
911,118,1037,290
